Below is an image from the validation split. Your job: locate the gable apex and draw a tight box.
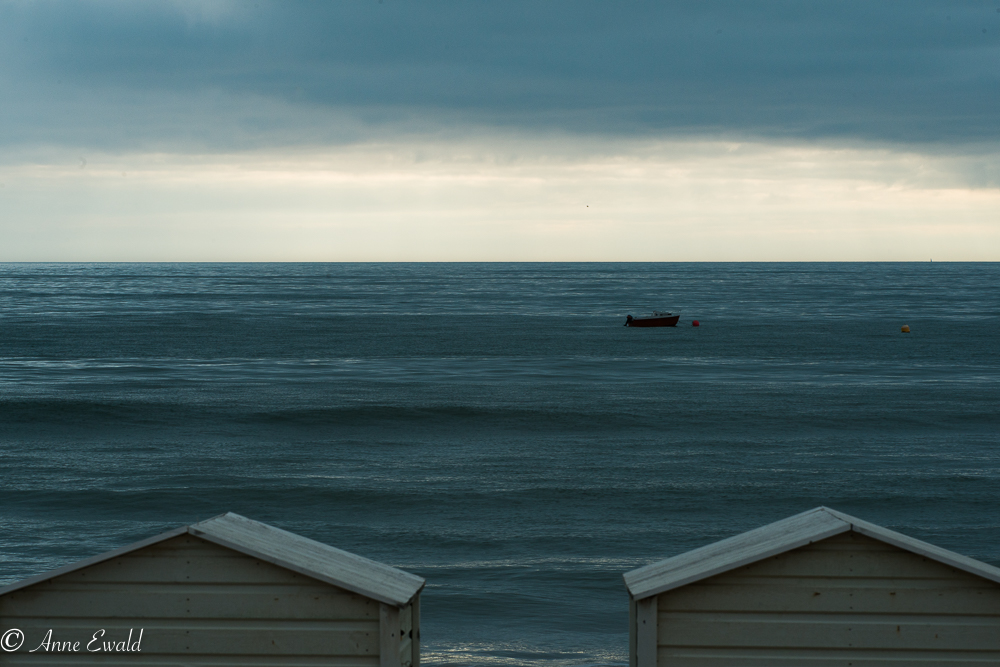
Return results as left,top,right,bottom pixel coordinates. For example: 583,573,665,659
0,513,424,607
190,512,424,606
624,506,1000,600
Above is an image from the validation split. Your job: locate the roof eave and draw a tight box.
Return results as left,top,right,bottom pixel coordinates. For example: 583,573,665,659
188,526,424,606
0,526,189,597
188,513,426,607
627,523,848,599
0,514,426,607
624,506,1000,600
822,507,1000,586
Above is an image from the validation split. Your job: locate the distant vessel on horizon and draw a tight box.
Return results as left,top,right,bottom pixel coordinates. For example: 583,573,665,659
625,311,680,327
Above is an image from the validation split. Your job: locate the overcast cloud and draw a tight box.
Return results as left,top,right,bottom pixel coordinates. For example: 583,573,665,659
3,0,1000,151
2,1,998,260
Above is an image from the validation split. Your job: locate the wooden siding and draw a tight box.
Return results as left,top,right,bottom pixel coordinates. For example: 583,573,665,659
190,513,424,607
635,595,658,667
626,507,849,600
399,600,415,667
0,535,381,666
654,532,1000,666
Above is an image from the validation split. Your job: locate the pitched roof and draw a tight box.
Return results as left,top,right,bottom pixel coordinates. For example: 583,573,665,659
623,506,1000,600
0,512,424,607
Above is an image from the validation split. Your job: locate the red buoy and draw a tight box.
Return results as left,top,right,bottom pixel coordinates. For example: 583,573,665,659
692,320,700,327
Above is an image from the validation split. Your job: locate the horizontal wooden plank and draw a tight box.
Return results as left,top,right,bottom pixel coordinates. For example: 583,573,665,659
824,508,1000,586
2,655,379,666
128,536,238,554
705,575,989,589
804,534,898,552
2,536,306,592
1,516,423,608
625,509,1000,601
1,584,377,620
625,508,850,599
42,551,316,586
0,529,191,598
659,613,1000,651
728,549,975,581
658,582,1000,615
191,514,423,607
657,646,1000,666
3,620,379,656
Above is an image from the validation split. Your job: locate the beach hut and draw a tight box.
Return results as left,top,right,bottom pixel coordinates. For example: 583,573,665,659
623,506,1000,667
0,512,424,666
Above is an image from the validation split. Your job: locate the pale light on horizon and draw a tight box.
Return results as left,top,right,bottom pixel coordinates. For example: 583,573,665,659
1,137,998,262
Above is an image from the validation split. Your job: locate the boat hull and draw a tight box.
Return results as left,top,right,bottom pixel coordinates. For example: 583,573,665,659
626,315,680,327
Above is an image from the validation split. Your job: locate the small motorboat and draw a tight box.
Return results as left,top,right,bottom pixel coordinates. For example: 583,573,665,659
625,311,680,327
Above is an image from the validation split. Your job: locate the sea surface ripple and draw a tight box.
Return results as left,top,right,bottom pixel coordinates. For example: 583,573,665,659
1,262,998,666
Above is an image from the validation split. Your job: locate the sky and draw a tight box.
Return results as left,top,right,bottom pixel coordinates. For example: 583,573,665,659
1,0,999,261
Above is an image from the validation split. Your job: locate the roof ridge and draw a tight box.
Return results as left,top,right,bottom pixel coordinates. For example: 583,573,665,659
624,507,1000,600
1,513,424,606
189,512,425,606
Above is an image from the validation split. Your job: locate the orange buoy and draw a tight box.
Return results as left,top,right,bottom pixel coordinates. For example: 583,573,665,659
692,320,700,327
901,324,910,333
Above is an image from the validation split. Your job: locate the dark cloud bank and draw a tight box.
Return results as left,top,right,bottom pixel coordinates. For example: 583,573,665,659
2,0,999,151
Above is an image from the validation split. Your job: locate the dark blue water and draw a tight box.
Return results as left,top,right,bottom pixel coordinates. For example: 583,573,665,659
1,262,998,666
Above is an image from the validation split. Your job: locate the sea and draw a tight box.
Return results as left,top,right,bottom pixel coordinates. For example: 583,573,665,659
1,262,998,666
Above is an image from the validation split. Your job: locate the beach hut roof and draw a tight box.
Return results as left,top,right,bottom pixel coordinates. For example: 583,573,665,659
624,506,1000,600
0,512,425,607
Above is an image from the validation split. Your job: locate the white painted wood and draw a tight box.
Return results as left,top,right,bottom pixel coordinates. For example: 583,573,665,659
636,595,657,667
650,532,1000,666
191,513,425,606
410,596,420,667
624,508,838,598
624,506,1000,601
0,527,187,596
0,584,378,619
46,549,311,586
379,603,402,667
658,613,1000,651
2,655,379,666
716,548,972,579
1,514,425,608
659,581,1000,614
714,572,986,588
2,619,379,655
656,647,1000,666
823,507,1000,585
629,596,637,667
625,508,849,599
398,602,413,667
398,636,413,667
0,529,421,666
399,603,412,636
